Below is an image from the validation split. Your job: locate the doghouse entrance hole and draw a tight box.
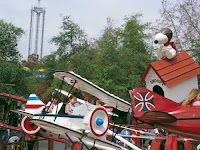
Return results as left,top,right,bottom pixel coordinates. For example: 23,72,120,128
153,85,165,97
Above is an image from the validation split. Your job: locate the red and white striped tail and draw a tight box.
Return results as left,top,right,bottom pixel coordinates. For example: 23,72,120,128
25,94,45,114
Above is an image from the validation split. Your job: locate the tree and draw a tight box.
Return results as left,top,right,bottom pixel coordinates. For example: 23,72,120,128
0,19,28,96
0,19,24,62
91,18,123,92
121,14,151,53
73,15,155,100
51,16,88,57
156,0,200,87
22,53,39,70
191,40,200,65
156,0,200,51
0,61,29,96
116,14,154,98
191,39,200,88
41,15,154,101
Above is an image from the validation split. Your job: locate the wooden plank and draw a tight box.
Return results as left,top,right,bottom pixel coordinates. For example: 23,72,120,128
151,51,190,70
165,68,200,87
162,63,199,81
157,58,195,76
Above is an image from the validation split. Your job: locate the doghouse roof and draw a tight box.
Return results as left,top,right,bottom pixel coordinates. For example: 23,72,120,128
141,51,200,88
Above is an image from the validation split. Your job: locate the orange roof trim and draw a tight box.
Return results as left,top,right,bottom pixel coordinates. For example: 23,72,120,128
141,51,200,88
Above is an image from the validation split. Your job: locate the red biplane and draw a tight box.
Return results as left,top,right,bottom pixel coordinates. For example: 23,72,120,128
130,88,200,140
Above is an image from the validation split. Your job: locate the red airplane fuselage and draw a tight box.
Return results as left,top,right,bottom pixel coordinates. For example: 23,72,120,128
130,88,200,140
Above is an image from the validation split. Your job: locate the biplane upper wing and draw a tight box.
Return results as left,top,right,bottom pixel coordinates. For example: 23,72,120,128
54,71,131,112
31,119,125,150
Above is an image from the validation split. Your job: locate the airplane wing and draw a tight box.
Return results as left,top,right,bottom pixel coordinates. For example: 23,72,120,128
54,71,131,112
131,111,177,130
120,135,198,142
11,109,34,118
141,111,177,123
31,119,126,150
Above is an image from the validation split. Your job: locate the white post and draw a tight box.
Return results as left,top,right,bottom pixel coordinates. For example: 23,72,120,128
107,130,141,150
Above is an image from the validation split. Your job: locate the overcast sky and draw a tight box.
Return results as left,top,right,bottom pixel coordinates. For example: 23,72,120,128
0,0,162,59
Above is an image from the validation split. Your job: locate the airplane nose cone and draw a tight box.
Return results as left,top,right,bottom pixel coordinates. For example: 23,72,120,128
96,118,104,126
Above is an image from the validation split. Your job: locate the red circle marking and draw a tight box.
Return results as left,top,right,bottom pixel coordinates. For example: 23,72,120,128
61,76,66,80
90,107,109,137
104,106,114,109
22,117,38,131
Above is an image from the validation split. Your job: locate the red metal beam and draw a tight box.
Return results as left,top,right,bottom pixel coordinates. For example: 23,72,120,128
38,133,69,143
0,93,27,103
0,123,69,143
0,123,23,132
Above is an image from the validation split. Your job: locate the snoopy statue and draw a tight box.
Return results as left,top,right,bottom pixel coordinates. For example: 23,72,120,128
154,28,177,59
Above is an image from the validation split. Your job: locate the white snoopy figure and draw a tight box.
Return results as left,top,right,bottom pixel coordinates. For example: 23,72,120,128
154,28,177,59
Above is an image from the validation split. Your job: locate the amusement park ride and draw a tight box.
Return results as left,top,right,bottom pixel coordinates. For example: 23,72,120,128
130,88,200,140
131,28,200,140
55,89,119,117
9,27,200,149
12,71,139,150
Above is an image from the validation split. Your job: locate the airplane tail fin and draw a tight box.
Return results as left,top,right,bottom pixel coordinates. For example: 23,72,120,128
25,94,45,114
129,88,180,119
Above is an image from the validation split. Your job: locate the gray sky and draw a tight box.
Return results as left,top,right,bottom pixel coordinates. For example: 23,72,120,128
0,0,162,59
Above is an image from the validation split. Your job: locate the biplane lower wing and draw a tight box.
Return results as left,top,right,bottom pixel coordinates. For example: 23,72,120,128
11,110,34,118
134,123,155,130
54,71,131,112
31,119,126,150
142,111,177,123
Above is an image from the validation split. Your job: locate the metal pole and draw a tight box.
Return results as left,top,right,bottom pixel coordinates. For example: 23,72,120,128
34,12,41,57
48,139,54,150
28,9,34,56
40,10,45,60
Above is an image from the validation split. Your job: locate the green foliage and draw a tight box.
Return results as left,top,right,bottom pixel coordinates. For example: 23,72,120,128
191,39,200,65
191,39,200,88
0,14,155,101
0,19,28,96
0,19,24,62
22,53,39,70
0,61,29,96
51,16,88,56
121,14,151,53
40,14,154,101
